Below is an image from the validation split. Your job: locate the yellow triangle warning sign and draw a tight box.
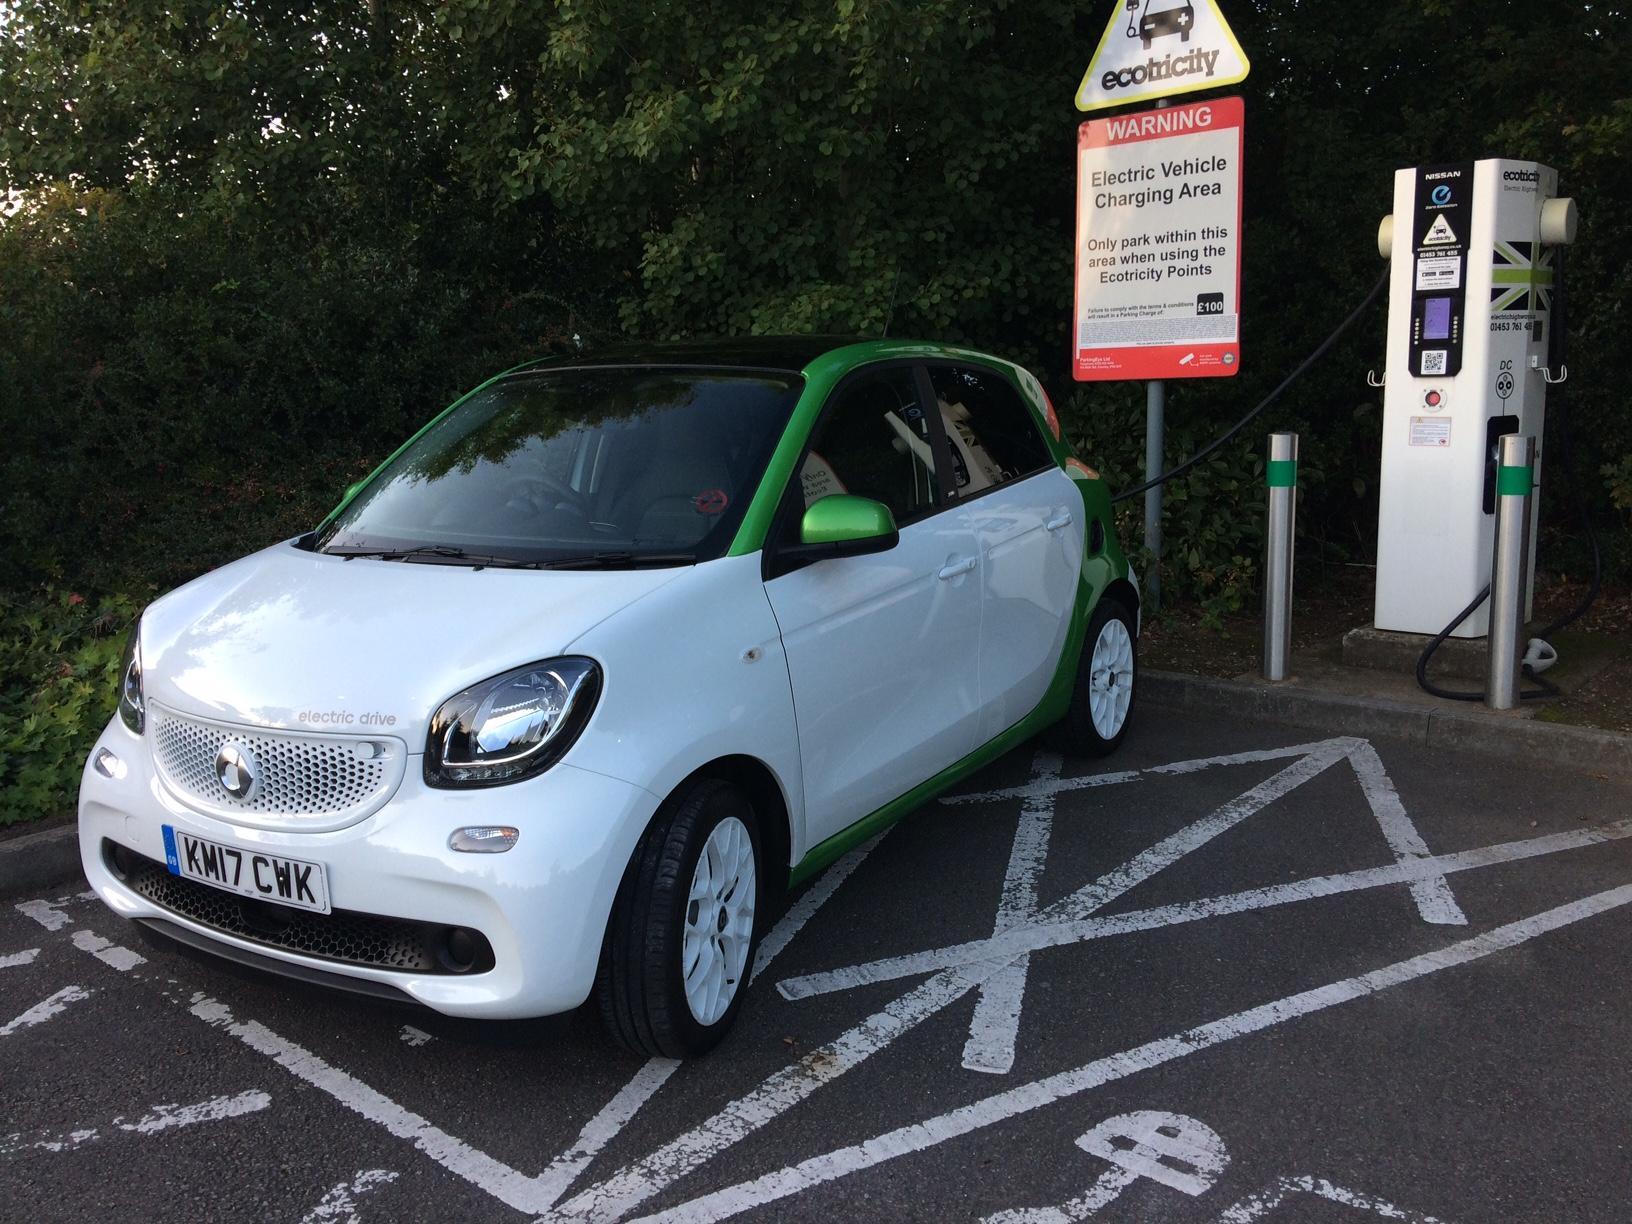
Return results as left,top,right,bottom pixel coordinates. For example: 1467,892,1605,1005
1075,0,1251,112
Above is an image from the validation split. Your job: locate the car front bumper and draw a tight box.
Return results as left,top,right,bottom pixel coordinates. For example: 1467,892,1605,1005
78,717,660,1019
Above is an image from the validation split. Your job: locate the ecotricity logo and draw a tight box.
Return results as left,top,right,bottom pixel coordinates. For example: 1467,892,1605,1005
1101,48,1221,92
1504,169,1540,183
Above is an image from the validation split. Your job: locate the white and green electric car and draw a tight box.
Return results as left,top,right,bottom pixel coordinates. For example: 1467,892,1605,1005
79,337,1138,1057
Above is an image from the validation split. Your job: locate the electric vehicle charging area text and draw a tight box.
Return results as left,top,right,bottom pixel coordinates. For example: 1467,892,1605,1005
10,711,1632,1223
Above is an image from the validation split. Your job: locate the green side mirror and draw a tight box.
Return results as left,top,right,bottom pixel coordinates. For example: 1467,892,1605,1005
796,494,899,558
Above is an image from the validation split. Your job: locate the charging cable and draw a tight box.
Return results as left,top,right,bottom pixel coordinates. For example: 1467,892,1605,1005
1110,268,1390,505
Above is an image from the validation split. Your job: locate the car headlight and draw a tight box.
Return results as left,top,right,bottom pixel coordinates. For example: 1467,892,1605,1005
424,658,601,788
118,624,145,735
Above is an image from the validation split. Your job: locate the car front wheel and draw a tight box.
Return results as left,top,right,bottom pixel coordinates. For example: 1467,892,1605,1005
1050,597,1137,757
596,777,763,1058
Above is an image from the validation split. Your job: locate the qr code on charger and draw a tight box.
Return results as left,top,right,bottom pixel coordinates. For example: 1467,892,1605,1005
1421,350,1448,375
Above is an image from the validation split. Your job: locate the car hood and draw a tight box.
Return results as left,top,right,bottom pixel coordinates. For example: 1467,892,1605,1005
140,541,685,744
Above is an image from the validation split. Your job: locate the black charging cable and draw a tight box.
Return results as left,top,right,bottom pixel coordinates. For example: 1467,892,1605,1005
1110,268,1390,505
1414,246,1596,701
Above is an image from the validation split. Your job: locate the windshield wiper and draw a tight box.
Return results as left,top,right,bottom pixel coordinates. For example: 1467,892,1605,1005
490,551,699,571
328,545,469,562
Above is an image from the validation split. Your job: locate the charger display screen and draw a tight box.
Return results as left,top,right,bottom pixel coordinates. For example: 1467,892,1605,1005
1422,297,1452,341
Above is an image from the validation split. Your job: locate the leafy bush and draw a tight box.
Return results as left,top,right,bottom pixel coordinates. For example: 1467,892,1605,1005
0,590,138,827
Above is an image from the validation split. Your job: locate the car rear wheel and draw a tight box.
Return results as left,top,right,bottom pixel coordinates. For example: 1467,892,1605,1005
596,777,763,1057
1049,597,1137,757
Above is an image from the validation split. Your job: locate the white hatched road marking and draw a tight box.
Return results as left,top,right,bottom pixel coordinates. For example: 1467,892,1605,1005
24,734,1624,1224
630,883,1632,1224
1212,1174,1452,1221
0,948,40,969
1,1089,273,1156
1,985,91,1038
556,738,1459,1221
965,751,1061,1074
398,1026,433,1047
774,818,1632,1001
70,928,146,971
35,825,886,1217
15,898,71,930
299,1169,400,1223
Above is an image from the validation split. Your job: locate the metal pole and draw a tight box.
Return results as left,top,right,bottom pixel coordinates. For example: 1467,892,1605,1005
1486,434,1536,711
1143,379,1164,611
1262,432,1298,682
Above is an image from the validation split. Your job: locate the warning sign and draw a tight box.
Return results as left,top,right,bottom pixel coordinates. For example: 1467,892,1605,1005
1073,96,1244,382
1075,0,1251,113
1422,214,1458,246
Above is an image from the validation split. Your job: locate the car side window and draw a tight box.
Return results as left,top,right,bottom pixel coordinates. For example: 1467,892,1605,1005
927,365,1053,498
797,366,940,527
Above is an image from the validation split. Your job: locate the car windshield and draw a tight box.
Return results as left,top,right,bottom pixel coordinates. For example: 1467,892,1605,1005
316,367,803,566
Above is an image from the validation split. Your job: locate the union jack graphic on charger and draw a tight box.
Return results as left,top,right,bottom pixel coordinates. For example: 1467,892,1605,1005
1490,241,1554,313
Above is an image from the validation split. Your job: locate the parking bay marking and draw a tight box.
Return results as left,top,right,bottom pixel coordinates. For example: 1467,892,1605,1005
0,1089,272,1157
1,984,91,1039
33,737,1612,1222
1213,1174,1451,1222
556,739,1573,1222
630,882,1632,1224
775,817,1632,1000
32,826,888,1218
299,1169,400,1224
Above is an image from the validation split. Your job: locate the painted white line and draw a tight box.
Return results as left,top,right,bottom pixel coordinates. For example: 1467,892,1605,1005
0,1125,102,1157
553,962,1006,1223
300,1169,400,1223
119,1088,271,1135
15,899,71,930
187,993,556,1215
984,1169,1137,1223
753,832,886,977
537,829,886,1211
1348,740,1466,926
777,818,1632,1000
71,929,147,972
1213,1174,1451,1222
399,1025,433,1047
0,1089,269,1161
0,948,40,969
784,741,1358,1001
940,737,1339,807
634,882,1632,1224
964,751,1060,1074
558,744,1364,1222
533,1059,684,1209
0,985,90,1038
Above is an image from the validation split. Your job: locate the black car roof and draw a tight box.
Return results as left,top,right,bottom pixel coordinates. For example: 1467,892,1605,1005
514,336,868,375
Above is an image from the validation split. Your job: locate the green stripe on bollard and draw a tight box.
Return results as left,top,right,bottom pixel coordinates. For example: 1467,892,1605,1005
1496,464,1533,496
1265,459,1297,488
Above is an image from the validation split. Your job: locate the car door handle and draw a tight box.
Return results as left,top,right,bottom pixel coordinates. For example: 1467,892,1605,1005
1045,512,1073,532
937,557,977,580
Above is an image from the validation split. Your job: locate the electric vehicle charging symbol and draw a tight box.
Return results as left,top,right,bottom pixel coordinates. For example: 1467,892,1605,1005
1495,371,1515,400
984,1111,1228,1222
1431,184,1453,207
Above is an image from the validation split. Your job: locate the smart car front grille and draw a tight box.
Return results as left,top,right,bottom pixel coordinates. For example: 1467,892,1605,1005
111,843,494,975
150,705,406,826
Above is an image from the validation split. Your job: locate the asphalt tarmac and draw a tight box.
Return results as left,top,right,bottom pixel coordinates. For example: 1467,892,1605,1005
4,708,1631,1223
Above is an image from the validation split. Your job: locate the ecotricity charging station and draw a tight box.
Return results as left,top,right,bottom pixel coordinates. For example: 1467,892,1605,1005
1373,159,1578,639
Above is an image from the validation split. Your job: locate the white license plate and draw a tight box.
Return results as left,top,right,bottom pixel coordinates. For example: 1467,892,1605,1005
162,826,330,914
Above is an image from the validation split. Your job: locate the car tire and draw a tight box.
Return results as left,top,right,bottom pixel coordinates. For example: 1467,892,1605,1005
1048,597,1137,757
596,777,763,1058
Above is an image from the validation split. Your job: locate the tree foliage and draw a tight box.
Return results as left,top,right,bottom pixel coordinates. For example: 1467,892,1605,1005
1,0,1628,606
